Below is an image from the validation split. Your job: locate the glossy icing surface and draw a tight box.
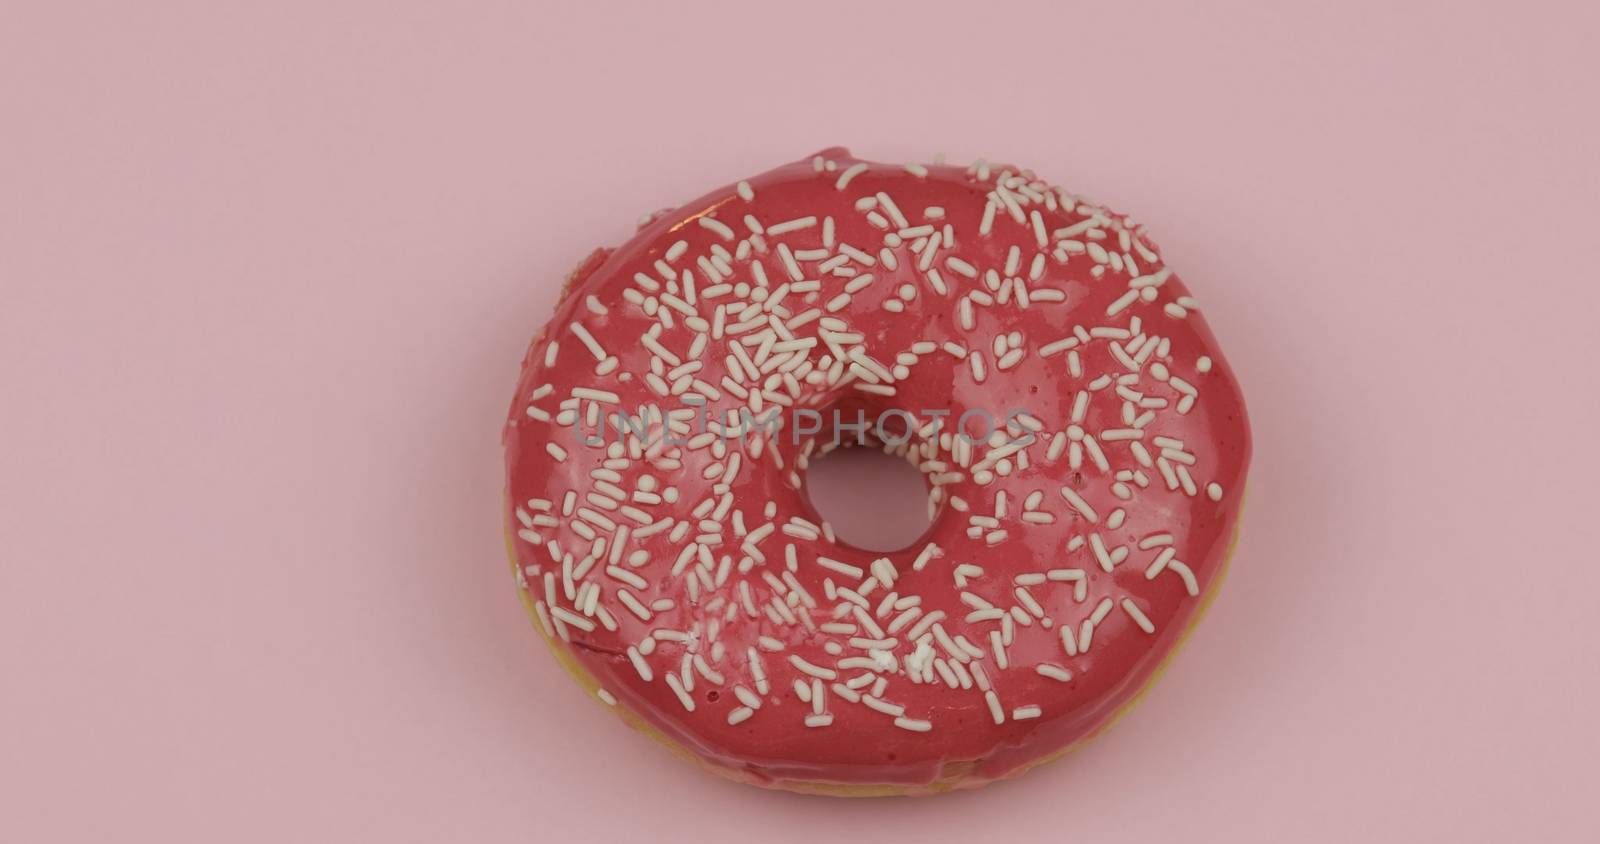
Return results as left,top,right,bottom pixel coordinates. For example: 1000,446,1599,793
503,149,1250,788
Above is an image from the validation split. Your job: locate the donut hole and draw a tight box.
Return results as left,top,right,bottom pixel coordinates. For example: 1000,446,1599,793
803,441,934,553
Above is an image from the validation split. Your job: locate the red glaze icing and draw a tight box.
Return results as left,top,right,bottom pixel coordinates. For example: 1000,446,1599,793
503,149,1250,790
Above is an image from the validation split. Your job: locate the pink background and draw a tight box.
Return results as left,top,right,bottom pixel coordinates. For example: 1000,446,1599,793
4,2,1598,841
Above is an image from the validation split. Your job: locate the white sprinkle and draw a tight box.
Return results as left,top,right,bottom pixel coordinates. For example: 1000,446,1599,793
1058,486,1099,523
767,216,817,236
571,387,620,404
627,646,652,681
550,606,594,632
862,695,906,717
1036,664,1073,682
665,674,695,711
1106,289,1139,316
1121,598,1156,634
875,192,909,228
734,686,763,710
569,322,607,360
817,556,865,579
1040,337,1079,357
1166,560,1201,596
736,180,755,201
835,162,868,190
945,256,978,278
788,654,838,680
698,216,735,240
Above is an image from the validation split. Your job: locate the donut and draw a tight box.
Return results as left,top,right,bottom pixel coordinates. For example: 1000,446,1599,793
502,148,1250,795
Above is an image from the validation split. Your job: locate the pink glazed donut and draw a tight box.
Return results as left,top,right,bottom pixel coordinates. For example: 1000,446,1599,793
503,149,1250,795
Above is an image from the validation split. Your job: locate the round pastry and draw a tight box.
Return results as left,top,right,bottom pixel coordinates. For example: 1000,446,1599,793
502,148,1250,795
